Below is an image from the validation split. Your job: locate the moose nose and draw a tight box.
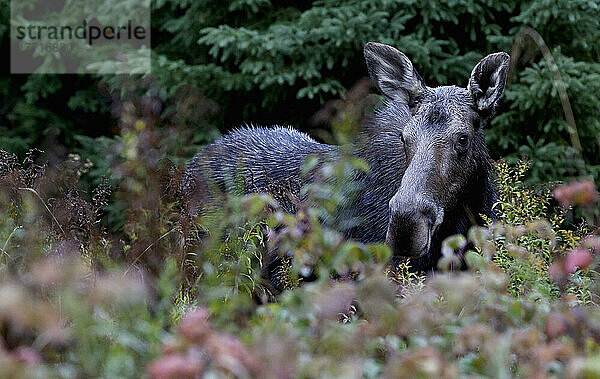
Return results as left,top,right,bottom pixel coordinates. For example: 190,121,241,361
385,197,444,257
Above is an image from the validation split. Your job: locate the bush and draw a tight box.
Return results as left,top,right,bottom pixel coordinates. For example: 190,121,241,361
1,3,600,374
477,158,590,301
2,122,600,377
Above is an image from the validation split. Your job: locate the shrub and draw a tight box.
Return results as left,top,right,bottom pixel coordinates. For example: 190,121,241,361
474,158,590,301
3,137,600,377
5,62,600,376
1,52,600,376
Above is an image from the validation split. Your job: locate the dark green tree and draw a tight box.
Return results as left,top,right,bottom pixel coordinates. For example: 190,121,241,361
2,0,599,184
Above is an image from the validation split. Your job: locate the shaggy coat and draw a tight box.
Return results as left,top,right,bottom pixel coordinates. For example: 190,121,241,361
181,42,509,288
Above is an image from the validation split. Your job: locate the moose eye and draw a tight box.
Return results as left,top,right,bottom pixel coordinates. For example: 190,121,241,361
457,134,469,149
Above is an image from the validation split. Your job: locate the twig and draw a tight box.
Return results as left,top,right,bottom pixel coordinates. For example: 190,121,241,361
122,228,176,278
0,226,22,259
510,27,584,176
18,187,67,237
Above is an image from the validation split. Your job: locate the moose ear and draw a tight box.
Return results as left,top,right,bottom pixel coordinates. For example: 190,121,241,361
364,42,425,103
468,52,510,112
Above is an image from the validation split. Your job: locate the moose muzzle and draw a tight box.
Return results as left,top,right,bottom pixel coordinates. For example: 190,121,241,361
385,194,444,258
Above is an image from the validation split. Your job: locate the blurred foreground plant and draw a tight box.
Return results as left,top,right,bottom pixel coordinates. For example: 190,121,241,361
3,84,600,378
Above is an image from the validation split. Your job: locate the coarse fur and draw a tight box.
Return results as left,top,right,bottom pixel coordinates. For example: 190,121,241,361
181,42,509,291
180,126,339,215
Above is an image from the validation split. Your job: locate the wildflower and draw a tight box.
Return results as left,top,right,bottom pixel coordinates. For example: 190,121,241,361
545,312,567,339
11,347,41,365
564,249,593,273
553,179,597,208
147,354,204,379
205,333,259,376
178,308,212,344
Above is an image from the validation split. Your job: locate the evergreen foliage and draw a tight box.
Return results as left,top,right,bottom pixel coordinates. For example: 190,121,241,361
1,0,599,184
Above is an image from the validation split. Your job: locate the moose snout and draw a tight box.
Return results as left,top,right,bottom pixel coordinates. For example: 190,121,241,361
385,196,444,258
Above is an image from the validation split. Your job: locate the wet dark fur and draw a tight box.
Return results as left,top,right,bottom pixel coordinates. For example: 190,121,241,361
180,102,496,275
181,44,507,293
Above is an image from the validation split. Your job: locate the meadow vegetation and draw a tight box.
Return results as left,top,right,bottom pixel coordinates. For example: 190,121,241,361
1,1,600,377
1,95,600,378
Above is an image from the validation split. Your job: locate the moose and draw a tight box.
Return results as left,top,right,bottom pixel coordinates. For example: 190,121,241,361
180,42,509,291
